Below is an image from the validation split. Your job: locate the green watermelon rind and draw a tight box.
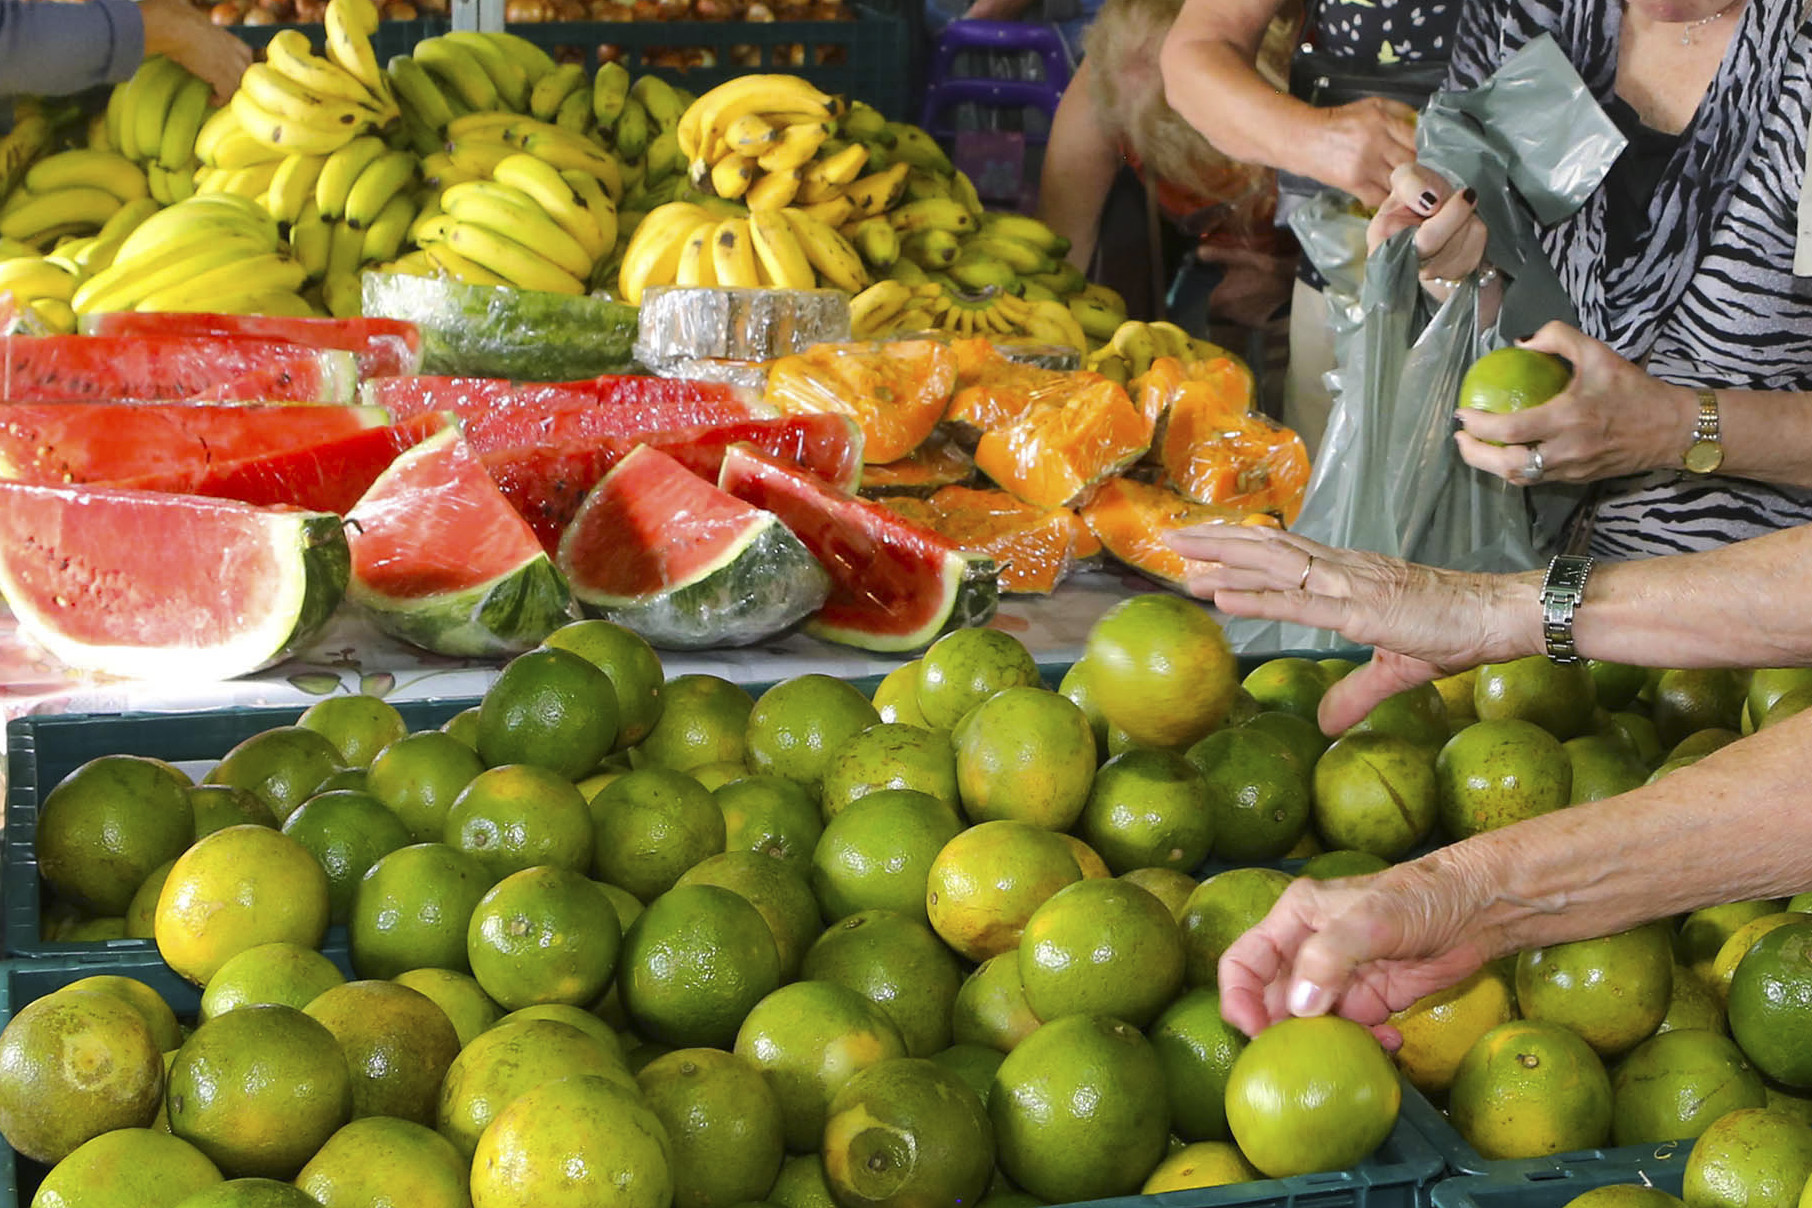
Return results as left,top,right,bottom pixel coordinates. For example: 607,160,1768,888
0,510,350,680
561,514,831,651
805,549,1000,654
348,549,580,659
360,272,639,381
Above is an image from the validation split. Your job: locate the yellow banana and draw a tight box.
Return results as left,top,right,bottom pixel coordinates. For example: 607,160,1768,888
446,111,521,142
691,75,835,159
27,297,78,333
321,269,362,318
846,216,898,268
419,152,479,190
561,170,619,264
156,76,213,172
0,257,79,305
725,113,779,155
443,31,529,112
416,38,499,113
360,192,415,263
445,221,585,294
0,188,121,245
795,175,846,207
965,234,1052,276
94,196,161,246
616,201,710,303
517,130,622,201
592,62,631,132
709,217,759,289
756,120,832,174
744,168,801,212
485,32,558,85
343,150,416,230
231,89,360,157
386,55,457,134
193,104,242,166
947,253,1015,292
901,228,959,269
808,141,868,188
708,153,754,201
673,218,719,287
140,252,308,312
290,200,332,279
423,241,510,287
268,29,384,111
103,82,129,158
326,218,365,282
74,230,272,313
950,169,984,217
979,211,1064,254
24,150,148,205
440,180,593,278
239,64,375,137
749,208,815,290
847,278,911,335
493,154,607,260
215,162,282,202
412,213,454,244
839,101,888,143
797,195,855,229
780,206,866,293
265,153,328,227
445,135,519,180
315,135,387,221
124,56,189,166
325,0,391,103
555,89,592,136
842,163,909,218
529,62,587,122
114,196,275,269
884,122,953,175
888,197,975,236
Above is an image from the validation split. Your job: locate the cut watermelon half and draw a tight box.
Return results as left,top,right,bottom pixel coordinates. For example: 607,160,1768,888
485,413,865,553
557,445,830,650
718,444,998,652
79,313,423,379
346,427,579,657
106,412,452,514
363,374,764,422
0,336,357,403
0,403,389,485
0,483,348,680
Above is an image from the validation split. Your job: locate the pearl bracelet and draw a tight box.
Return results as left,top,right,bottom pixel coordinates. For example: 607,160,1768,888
1424,265,1501,291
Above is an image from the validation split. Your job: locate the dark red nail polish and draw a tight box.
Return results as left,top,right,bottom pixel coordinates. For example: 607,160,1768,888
1462,186,1478,204
1419,190,1439,209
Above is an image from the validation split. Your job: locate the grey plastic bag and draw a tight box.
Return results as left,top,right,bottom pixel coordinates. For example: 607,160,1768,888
1227,35,1625,653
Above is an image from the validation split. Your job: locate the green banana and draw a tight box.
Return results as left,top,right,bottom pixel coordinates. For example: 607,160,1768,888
387,55,457,134
613,96,651,161
630,75,687,131
530,62,588,122
884,121,953,175
592,61,631,131
965,234,1053,276
847,217,898,269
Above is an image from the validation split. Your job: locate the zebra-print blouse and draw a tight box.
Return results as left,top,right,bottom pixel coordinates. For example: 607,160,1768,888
1448,0,1812,560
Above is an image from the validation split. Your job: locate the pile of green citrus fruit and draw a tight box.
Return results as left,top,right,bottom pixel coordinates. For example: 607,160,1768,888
10,596,1812,1208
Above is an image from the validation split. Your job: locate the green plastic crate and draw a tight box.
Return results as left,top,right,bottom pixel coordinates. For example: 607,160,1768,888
1400,1082,1693,1181
501,8,912,120
1429,1153,1686,1208
227,19,442,60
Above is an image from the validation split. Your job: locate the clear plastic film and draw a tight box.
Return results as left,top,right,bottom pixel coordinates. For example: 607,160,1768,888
0,334,354,403
636,285,853,391
763,339,957,465
79,312,426,379
1129,354,1257,432
946,338,1101,443
877,484,1092,595
971,377,1151,511
360,272,639,382
1238,37,1624,652
895,330,1081,372
856,428,977,498
1158,402,1311,525
1077,476,1281,591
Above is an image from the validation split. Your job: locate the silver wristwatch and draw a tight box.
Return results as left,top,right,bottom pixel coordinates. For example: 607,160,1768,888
1540,554,1594,664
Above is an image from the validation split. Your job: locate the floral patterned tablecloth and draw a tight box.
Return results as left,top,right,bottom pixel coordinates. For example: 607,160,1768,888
0,567,1174,725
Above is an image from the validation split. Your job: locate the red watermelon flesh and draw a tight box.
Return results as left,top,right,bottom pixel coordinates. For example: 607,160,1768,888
484,413,865,553
718,443,999,651
0,403,388,484
364,373,762,422
0,336,355,402
104,412,451,514
79,312,423,379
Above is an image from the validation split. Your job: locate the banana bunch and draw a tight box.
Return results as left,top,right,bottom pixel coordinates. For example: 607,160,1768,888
1085,317,1222,381
616,200,867,303
675,74,865,214
0,150,150,250
391,31,564,134
103,56,214,203
230,0,399,159
854,280,1088,349
0,105,57,208
71,193,311,317
269,135,422,317
413,148,618,298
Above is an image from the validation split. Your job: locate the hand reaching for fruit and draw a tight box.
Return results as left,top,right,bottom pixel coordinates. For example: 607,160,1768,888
1455,323,1702,486
138,0,253,102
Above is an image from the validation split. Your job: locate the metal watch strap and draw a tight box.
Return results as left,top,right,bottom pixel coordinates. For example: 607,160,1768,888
1695,389,1721,442
1540,553,1594,665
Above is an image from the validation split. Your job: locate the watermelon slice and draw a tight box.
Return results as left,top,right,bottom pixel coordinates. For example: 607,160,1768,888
557,445,830,650
0,403,389,485
0,336,357,403
485,413,865,553
105,413,452,514
0,482,348,680
718,444,998,652
363,374,763,421
346,427,579,657
79,313,423,379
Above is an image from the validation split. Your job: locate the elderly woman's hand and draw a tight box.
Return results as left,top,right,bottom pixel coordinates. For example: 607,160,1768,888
1456,322,1699,486
1218,857,1498,1039
1368,163,1489,293
1312,98,1419,209
1162,525,1539,732
139,0,254,103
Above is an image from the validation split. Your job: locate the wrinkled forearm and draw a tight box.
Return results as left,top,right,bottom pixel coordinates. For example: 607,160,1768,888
1159,33,1324,175
1421,710,1812,954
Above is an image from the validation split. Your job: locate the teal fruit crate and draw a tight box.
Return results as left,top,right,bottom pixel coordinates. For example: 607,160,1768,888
227,19,443,59
1400,1083,1693,1180
2,699,479,962
1430,1152,1686,1208
501,6,912,120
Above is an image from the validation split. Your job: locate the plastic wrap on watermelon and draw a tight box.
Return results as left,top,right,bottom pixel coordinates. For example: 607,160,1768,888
970,378,1152,511
762,340,956,464
877,485,1093,595
555,444,831,650
78,312,424,379
360,272,639,381
1161,405,1312,525
0,336,357,403
634,286,853,389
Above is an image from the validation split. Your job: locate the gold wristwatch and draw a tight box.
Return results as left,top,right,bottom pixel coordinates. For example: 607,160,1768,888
1683,388,1724,474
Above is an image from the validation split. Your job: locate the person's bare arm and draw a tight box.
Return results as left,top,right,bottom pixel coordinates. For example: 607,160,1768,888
1036,61,1122,269
1221,707,1812,1035
138,0,252,101
1159,0,1416,206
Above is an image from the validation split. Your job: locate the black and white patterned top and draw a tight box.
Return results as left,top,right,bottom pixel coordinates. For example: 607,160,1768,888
1449,0,1812,560
1307,0,1456,65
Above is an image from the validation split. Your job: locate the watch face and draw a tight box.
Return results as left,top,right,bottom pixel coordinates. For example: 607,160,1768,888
1685,440,1724,474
